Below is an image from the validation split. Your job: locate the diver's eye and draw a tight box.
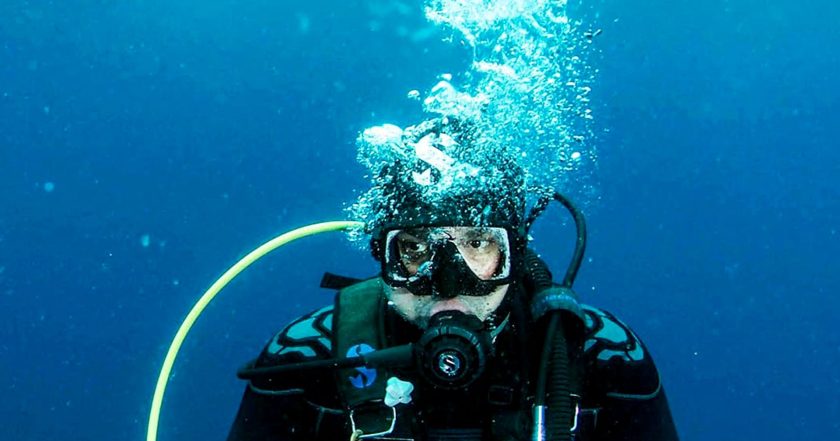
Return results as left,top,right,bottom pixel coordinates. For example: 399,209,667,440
401,240,429,256
468,239,489,249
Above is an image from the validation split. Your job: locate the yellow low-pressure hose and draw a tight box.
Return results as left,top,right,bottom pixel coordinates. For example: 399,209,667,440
147,221,364,441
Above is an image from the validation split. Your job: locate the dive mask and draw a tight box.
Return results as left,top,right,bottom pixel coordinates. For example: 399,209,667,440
381,226,514,297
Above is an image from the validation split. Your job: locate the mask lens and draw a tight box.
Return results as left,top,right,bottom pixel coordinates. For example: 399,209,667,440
383,227,511,283
450,227,510,280
386,229,434,280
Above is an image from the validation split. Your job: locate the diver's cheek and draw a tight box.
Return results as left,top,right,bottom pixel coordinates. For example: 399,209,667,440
386,287,422,322
465,285,509,321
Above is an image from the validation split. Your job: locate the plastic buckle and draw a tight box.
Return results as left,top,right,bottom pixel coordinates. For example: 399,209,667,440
349,406,397,439
570,394,581,434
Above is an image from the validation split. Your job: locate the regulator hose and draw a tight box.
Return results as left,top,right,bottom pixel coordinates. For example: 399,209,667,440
525,192,587,440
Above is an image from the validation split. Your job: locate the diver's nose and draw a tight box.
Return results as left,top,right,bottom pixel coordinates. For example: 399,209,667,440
431,242,463,299
432,283,459,299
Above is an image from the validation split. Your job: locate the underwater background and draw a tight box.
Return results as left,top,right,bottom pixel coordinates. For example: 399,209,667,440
1,0,838,440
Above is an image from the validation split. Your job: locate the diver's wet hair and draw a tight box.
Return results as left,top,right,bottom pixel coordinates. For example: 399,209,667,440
353,117,527,237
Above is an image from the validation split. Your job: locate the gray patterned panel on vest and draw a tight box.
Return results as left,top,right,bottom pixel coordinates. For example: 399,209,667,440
582,305,645,363
267,305,335,360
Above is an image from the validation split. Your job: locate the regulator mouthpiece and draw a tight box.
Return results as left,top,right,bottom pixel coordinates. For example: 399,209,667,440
415,311,491,389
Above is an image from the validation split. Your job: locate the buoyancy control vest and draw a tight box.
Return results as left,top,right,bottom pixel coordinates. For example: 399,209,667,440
329,276,586,441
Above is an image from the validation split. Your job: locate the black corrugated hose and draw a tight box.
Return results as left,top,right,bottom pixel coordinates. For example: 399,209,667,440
526,250,572,441
524,191,587,440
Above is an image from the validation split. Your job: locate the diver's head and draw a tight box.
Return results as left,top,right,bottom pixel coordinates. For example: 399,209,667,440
363,117,528,328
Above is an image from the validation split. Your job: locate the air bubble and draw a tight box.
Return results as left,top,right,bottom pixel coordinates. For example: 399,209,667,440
347,0,598,242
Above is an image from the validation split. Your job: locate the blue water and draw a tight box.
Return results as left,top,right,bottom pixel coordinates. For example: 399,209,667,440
1,1,838,440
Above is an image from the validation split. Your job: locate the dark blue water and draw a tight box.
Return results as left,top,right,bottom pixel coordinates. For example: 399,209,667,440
1,1,837,440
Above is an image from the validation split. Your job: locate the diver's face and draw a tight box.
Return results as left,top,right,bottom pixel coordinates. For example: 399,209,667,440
380,225,513,328
385,283,510,329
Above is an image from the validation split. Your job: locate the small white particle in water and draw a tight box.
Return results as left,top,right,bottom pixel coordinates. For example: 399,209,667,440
140,234,151,248
43,182,55,192
440,73,452,81
407,89,420,100
571,151,581,160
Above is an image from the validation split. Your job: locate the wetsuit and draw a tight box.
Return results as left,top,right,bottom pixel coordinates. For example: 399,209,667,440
227,282,679,441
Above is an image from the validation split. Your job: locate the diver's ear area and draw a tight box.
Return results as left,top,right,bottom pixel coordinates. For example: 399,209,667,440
369,236,383,262
506,228,529,281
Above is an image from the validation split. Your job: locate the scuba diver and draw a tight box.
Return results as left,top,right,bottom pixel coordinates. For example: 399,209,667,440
225,118,679,441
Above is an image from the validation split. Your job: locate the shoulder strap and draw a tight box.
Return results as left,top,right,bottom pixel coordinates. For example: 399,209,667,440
333,278,400,436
